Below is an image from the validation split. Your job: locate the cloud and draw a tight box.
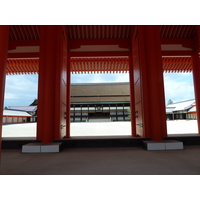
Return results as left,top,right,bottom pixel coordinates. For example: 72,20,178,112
115,73,129,82
163,73,195,103
4,75,38,106
4,93,18,99
71,73,129,83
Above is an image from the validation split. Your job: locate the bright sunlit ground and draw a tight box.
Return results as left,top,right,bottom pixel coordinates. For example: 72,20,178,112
1,120,198,138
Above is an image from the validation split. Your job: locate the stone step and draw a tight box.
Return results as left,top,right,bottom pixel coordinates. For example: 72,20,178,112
143,140,184,151
22,142,63,153
88,118,111,122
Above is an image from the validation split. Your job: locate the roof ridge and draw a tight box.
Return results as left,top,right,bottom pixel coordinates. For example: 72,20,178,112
170,99,195,105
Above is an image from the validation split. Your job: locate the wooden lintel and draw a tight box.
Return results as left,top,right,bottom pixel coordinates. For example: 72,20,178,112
7,52,39,59
7,50,192,59
162,51,193,56
69,51,130,57
8,40,40,50
68,38,131,49
161,38,194,48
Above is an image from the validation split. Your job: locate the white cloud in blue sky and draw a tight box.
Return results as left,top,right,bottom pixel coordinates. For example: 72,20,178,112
4,75,38,107
163,72,195,104
71,73,129,83
3,72,195,107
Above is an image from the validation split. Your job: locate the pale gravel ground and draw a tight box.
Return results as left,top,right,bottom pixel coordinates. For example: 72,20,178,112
1,120,199,138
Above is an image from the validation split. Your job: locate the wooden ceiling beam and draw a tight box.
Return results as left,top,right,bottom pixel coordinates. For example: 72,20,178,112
68,38,131,50
160,38,195,48
162,51,193,56
8,39,40,50
69,51,130,57
7,52,39,59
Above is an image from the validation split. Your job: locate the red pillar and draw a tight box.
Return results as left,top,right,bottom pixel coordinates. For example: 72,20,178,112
138,25,167,140
0,25,9,156
192,51,200,134
191,25,200,134
129,56,136,137
37,25,68,143
65,56,71,138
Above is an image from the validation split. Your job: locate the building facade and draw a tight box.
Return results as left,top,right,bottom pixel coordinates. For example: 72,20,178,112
4,105,37,123
166,99,197,120
70,82,130,122
3,109,33,124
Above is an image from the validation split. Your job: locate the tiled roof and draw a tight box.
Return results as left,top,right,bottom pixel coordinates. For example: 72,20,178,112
166,107,175,114
188,106,196,113
3,110,32,117
166,99,195,112
7,106,37,112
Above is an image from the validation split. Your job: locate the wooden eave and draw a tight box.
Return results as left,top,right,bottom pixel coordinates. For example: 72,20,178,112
6,25,199,75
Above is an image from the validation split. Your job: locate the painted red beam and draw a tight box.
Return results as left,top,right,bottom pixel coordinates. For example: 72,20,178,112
69,51,130,57
7,38,196,52
8,39,40,50
7,52,39,59
7,51,193,63
161,38,193,44
162,51,193,56
68,38,131,49
7,51,192,59
8,38,193,46
160,38,194,48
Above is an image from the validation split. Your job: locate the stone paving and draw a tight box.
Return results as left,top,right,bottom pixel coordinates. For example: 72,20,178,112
1,145,200,175
1,120,199,138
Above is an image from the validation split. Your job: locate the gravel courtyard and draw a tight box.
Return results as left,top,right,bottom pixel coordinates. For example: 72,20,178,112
1,120,198,138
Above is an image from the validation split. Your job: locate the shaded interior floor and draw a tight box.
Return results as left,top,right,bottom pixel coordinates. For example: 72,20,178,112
1,145,200,175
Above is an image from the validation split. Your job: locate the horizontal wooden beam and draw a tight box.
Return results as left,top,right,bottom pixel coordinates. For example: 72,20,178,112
161,38,193,44
68,38,131,50
162,51,193,56
7,51,193,59
8,40,40,50
69,51,130,57
161,38,194,48
7,52,39,59
7,38,195,49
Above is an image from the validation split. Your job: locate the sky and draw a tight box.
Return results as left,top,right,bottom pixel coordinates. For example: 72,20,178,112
3,72,195,107
163,72,195,104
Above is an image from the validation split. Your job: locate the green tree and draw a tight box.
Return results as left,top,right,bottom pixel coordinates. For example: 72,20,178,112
167,99,173,105
127,108,131,118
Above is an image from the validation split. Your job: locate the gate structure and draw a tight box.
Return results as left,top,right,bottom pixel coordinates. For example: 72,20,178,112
0,25,200,153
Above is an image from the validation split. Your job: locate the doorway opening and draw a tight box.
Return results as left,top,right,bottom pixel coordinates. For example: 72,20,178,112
70,72,132,137
2,74,38,138
163,72,197,135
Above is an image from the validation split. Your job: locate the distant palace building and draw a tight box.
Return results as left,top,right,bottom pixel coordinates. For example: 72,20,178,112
166,99,196,120
3,105,37,124
70,82,130,122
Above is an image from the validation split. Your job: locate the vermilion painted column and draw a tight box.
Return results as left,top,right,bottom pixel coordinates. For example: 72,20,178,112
192,26,200,134
65,56,71,138
138,25,167,140
129,56,136,137
0,26,9,157
191,25,200,135
37,25,67,143
192,51,200,134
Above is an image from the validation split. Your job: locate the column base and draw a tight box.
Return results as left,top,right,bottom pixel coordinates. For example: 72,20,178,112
22,142,63,153
143,140,183,151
